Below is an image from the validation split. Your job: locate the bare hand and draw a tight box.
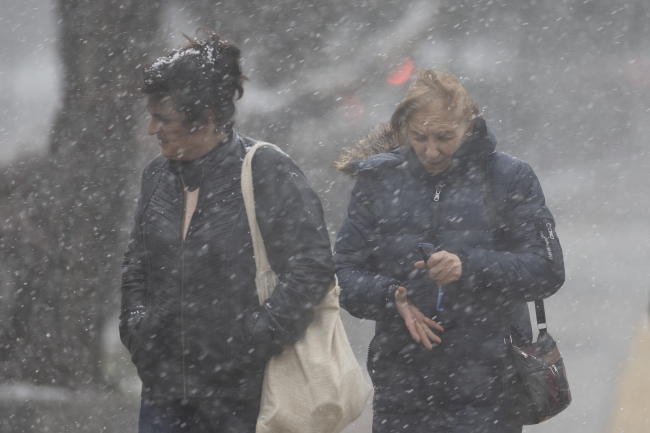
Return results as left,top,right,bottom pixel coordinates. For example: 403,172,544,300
415,251,462,285
395,286,444,350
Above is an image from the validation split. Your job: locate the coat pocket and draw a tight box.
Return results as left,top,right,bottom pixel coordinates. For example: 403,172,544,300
130,310,152,360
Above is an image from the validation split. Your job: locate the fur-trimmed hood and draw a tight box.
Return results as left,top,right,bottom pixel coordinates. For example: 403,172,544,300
334,123,399,177
335,117,496,178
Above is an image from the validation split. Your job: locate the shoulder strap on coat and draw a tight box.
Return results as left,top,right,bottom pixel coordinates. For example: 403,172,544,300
482,154,548,334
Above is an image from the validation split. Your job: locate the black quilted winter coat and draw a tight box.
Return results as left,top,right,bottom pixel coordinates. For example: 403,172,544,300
120,131,334,403
334,118,565,416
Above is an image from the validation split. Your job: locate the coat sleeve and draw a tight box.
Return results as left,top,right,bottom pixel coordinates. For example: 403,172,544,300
243,146,335,361
119,175,148,354
333,174,401,321
459,162,565,301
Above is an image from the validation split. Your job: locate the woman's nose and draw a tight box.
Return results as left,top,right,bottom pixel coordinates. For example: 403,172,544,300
425,142,440,158
148,118,160,136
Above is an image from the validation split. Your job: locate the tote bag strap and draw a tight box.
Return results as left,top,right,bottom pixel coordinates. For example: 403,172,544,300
241,141,282,305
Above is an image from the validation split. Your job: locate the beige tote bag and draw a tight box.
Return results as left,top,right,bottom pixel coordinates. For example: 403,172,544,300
241,142,372,433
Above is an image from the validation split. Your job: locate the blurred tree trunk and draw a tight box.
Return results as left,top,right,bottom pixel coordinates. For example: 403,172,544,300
180,0,348,148
0,0,162,389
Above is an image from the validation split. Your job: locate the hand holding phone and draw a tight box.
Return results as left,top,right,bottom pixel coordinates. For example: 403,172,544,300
415,244,463,291
418,242,438,266
417,242,445,311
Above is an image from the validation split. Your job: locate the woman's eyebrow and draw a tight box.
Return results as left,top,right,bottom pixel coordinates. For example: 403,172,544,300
409,129,427,136
434,129,455,136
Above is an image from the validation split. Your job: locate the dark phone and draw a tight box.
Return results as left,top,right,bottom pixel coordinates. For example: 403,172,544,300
418,242,445,311
418,243,438,263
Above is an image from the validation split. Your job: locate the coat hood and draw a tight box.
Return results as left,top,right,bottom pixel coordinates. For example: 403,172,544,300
335,123,398,177
335,117,497,178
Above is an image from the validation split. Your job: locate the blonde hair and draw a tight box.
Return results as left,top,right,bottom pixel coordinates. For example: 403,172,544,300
390,68,482,146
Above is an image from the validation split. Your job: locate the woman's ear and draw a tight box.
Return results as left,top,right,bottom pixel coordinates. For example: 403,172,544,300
203,109,215,129
193,109,216,133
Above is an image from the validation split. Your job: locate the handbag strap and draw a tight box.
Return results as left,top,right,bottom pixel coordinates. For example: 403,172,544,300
481,154,548,335
241,141,282,305
534,301,547,334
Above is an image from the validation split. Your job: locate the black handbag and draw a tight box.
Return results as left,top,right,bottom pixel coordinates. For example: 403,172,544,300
481,154,572,424
502,301,572,424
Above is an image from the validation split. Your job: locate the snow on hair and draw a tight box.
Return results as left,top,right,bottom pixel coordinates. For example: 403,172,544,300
142,31,246,132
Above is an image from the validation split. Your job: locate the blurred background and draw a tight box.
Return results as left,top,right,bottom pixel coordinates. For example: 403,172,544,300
1,0,649,431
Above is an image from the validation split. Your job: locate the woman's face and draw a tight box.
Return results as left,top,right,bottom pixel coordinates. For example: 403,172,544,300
146,95,216,161
407,105,469,174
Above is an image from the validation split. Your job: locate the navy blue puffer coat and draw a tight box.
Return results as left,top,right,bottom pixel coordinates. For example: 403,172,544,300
334,118,564,417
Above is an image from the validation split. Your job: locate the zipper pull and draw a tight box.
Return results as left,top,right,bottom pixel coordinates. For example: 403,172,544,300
434,185,443,202
512,345,529,358
546,222,555,239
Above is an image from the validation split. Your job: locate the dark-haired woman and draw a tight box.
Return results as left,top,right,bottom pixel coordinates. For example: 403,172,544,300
334,69,565,432
119,33,334,432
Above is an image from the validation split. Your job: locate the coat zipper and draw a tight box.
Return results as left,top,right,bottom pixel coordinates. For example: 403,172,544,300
540,220,558,265
546,222,555,240
366,334,377,385
431,184,443,235
366,340,373,379
546,221,561,268
433,184,443,202
180,191,188,398
432,184,444,311
540,231,553,261
179,167,204,399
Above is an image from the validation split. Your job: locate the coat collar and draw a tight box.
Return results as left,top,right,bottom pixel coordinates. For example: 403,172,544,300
166,131,238,189
404,117,497,184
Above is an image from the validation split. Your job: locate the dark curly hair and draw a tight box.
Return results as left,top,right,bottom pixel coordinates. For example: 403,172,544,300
143,30,247,133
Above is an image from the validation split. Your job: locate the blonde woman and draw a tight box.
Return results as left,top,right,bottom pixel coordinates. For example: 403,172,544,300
334,69,565,432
